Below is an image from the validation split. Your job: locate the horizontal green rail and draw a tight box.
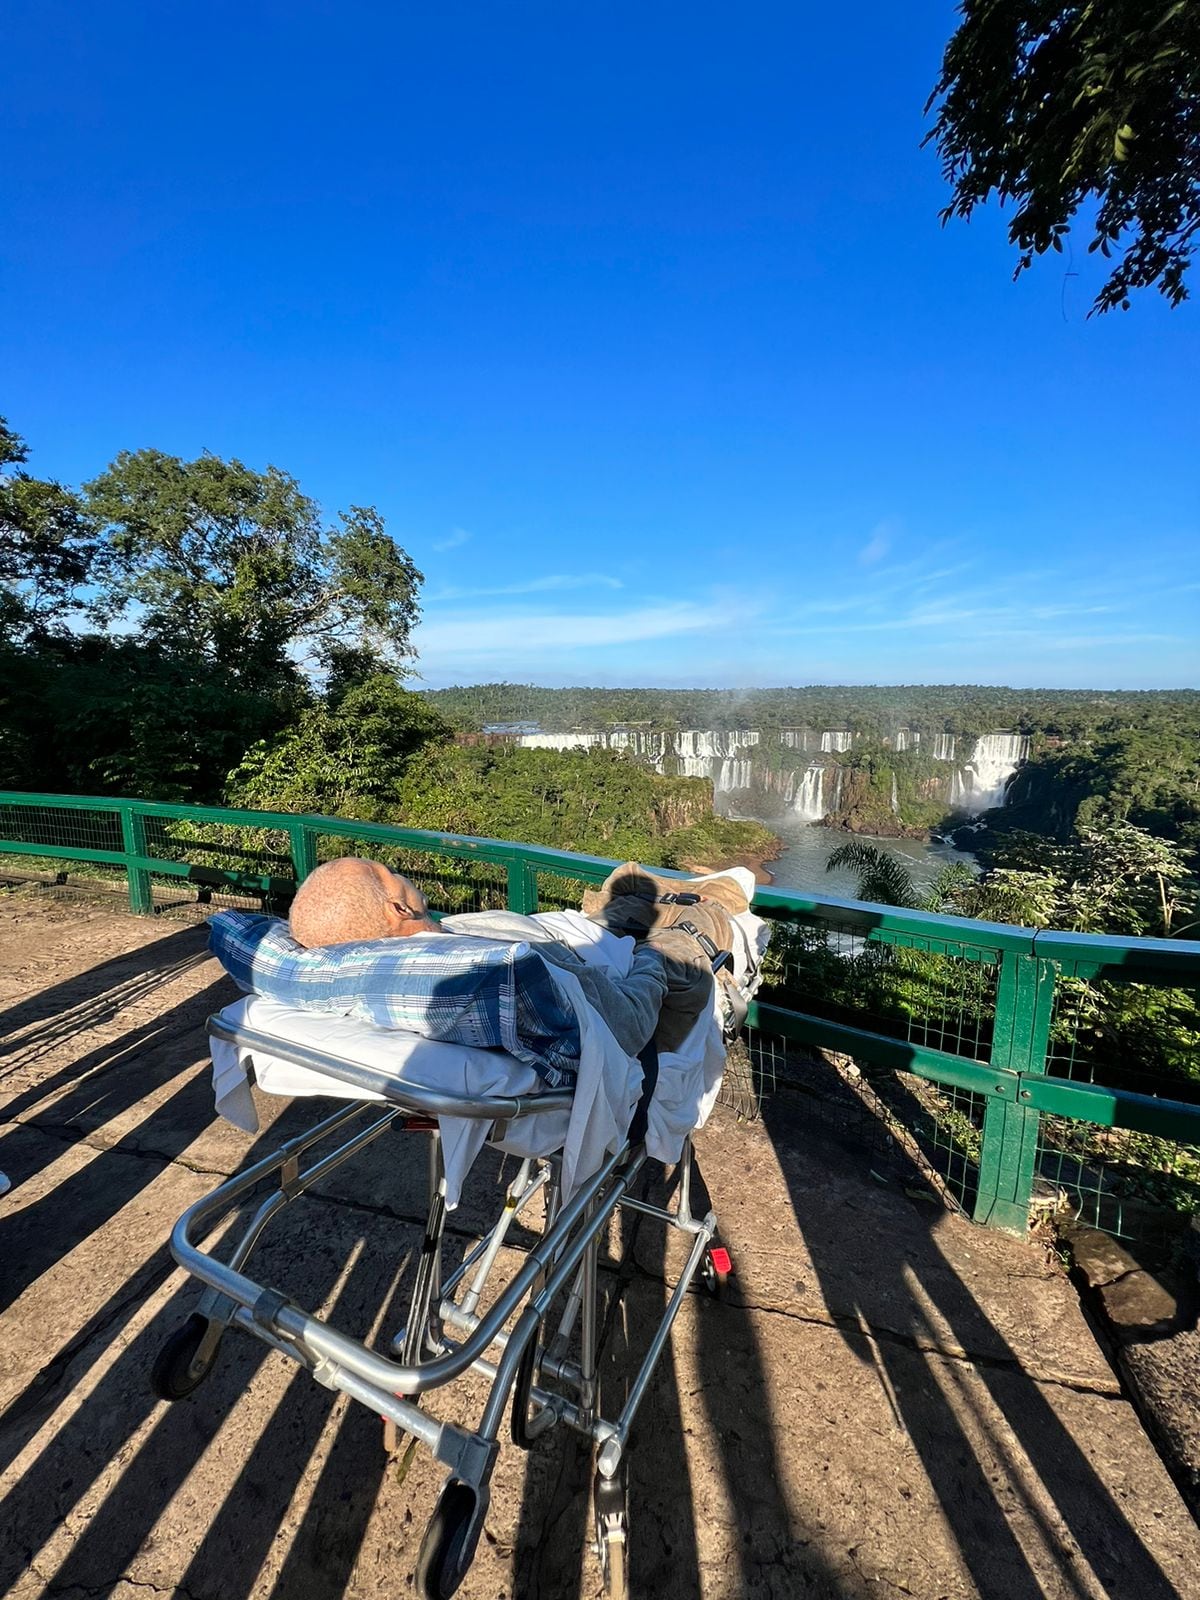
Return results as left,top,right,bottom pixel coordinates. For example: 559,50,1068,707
2,789,1198,1236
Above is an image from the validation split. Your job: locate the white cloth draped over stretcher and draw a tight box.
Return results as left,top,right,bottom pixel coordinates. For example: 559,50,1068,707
209,884,769,1208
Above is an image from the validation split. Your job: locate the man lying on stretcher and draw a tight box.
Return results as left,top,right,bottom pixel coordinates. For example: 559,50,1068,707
208,857,749,1091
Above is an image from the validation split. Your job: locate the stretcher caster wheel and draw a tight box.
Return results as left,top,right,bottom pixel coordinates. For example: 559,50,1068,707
150,1313,219,1400
594,1463,629,1600
700,1239,732,1302
414,1479,483,1600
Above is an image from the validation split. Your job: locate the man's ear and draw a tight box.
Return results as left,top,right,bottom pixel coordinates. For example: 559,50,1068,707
381,898,413,934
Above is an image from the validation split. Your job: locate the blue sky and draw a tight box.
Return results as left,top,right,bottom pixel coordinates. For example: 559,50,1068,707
3,2,1197,690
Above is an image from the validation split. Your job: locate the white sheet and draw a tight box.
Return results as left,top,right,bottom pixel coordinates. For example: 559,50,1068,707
209,897,769,1206
210,976,643,1210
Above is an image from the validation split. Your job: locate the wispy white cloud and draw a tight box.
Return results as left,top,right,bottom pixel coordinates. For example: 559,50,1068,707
427,572,623,602
432,526,472,553
857,520,895,567
415,600,741,659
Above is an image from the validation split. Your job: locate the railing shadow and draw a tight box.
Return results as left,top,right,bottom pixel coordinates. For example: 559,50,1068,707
0,977,233,1317
757,1067,1184,1600
0,923,209,1058
508,1156,867,1599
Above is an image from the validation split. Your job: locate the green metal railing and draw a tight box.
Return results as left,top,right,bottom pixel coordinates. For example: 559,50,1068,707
2,789,1198,1239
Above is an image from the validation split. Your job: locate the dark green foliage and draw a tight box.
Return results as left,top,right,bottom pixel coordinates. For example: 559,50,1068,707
927,0,1200,312
1002,727,1200,855
0,635,296,802
776,821,1200,1105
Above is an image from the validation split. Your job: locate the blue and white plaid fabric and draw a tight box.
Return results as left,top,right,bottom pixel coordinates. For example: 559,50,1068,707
208,911,581,1089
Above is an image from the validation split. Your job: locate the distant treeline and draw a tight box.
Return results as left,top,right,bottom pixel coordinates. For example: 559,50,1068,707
426,682,1200,742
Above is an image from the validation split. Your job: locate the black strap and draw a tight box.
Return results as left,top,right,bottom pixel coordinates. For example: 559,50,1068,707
627,1037,659,1148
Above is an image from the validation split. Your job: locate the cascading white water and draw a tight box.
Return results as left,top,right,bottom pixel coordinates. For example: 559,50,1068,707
890,773,899,813
716,757,753,792
820,730,853,753
675,729,759,759
518,732,605,752
932,734,956,762
956,732,1031,810
893,729,919,753
793,765,826,821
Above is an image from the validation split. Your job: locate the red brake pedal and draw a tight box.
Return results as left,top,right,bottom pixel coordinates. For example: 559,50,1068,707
708,1247,732,1274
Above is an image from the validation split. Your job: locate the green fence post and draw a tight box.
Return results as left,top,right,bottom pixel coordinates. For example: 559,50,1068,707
974,950,1055,1233
506,856,539,915
118,804,154,916
289,824,318,885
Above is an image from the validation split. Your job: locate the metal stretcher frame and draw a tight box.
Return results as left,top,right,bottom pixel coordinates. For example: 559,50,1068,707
155,1013,730,1600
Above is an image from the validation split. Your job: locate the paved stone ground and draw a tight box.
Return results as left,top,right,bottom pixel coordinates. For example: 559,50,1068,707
1,889,1199,1600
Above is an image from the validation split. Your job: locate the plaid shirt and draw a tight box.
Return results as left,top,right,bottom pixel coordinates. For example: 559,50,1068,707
208,911,581,1089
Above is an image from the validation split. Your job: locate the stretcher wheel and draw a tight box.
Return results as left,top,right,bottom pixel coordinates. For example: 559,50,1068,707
150,1313,218,1400
594,1462,629,1600
414,1479,482,1600
700,1239,732,1302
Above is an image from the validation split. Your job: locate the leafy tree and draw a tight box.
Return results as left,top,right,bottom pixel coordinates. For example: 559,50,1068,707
225,676,453,818
86,450,422,689
0,417,97,641
927,1,1200,312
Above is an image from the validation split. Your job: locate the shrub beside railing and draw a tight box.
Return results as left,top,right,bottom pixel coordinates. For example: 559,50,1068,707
2,789,1197,1240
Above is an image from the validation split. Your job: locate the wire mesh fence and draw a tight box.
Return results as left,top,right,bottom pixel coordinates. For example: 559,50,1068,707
0,800,123,854
1046,975,1200,1105
756,914,1000,1063
1036,1115,1200,1241
729,1020,982,1214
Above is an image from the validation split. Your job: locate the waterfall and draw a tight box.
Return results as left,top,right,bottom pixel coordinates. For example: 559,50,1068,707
893,729,918,753
675,729,759,760
956,732,1031,811
932,734,956,762
517,732,604,752
793,765,826,821
890,773,899,814
820,730,853,753
716,757,753,792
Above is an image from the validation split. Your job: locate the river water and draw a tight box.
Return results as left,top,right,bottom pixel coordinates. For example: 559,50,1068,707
752,813,978,899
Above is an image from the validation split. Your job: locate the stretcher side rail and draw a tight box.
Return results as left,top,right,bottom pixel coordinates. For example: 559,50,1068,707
173,1022,631,1398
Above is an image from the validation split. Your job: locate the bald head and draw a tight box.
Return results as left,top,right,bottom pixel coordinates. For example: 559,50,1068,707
289,857,438,948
